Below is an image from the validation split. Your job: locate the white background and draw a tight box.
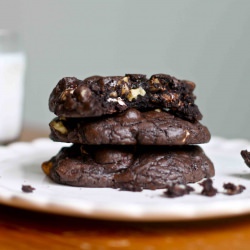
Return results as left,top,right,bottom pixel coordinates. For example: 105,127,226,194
1,0,250,139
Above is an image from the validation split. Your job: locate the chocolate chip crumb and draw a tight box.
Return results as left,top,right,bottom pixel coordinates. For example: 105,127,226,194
241,150,250,167
164,184,194,198
223,182,246,195
22,185,35,193
199,178,217,197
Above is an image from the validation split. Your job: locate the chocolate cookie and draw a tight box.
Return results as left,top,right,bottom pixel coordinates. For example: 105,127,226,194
41,144,215,189
49,109,211,145
49,74,202,121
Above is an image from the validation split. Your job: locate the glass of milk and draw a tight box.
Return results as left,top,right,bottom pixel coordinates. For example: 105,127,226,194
0,30,26,144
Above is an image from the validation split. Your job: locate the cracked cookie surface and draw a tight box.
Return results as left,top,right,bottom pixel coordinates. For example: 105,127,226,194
49,109,210,145
41,144,215,189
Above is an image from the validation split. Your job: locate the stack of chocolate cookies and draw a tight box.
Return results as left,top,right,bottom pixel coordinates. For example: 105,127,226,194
42,74,214,190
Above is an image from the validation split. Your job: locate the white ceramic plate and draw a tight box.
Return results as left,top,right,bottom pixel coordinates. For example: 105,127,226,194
0,137,250,221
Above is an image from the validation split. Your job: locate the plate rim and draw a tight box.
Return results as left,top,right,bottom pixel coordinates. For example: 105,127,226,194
0,136,250,221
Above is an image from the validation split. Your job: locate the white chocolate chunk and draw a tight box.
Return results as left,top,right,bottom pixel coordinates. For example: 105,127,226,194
107,97,126,106
117,97,126,106
127,87,146,101
107,98,118,103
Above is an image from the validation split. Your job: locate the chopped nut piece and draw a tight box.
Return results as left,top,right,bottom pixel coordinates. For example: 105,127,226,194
127,87,146,101
121,84,129,95
117,76,129,86
182,130,190,143
162,93,172,102
59,116,66,121
109,91,118,98
60,88,75,101
152,78,160,84
122,76,129,83
149,78,164,92
60,90,68,101
50,120,68,134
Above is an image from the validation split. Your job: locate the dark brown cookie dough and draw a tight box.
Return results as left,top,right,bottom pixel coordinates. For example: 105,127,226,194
41,144,215,189
48,74,202,121
49,109,211,145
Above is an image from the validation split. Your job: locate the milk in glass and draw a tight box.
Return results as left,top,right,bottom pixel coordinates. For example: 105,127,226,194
0,30,26,144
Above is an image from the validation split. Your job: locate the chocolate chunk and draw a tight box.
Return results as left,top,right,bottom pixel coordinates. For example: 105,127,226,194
22,185,35,193
41,144,215,189
223,182,246,195
241,150,250,167
164,184,194,198
49,74,202,121
49,109,210,145
199,178,217,197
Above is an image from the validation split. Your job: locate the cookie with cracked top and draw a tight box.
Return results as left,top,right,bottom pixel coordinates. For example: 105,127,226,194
48,74,202,121
41,144,215,189
49,108,210,145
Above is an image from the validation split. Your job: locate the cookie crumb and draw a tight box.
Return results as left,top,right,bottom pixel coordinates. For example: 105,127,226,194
241,150,250,167
199,178,217,197
22,185,35,193
223,182,246,195
164,184,194,198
